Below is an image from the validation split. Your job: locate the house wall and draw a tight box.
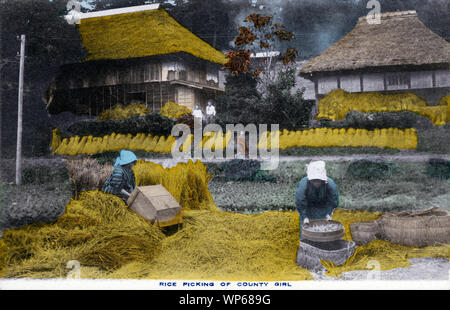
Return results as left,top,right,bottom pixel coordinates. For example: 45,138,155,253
317,70,450,94
435,70,450,88
176,86,195,110
49,54,226,115
363,73,385,91
314,69,449,105
340,75,361,92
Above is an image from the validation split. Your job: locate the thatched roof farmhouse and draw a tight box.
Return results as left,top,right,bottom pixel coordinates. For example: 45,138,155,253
300,10,450,117
46,4,227,115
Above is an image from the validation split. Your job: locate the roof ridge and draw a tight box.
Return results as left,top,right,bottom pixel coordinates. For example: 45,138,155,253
79,3,160,20
358,10,417,22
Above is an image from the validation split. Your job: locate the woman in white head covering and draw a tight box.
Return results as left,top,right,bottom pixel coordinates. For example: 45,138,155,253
294,160,339,240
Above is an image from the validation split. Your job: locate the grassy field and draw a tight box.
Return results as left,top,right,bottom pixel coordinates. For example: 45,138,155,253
209,161,450,213
0,167,71,230
1,158,448,231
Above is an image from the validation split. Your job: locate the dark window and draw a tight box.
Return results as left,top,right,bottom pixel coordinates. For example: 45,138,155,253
387,73,410,86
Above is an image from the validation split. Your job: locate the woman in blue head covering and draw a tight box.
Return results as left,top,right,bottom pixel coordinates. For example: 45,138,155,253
103,150,137,202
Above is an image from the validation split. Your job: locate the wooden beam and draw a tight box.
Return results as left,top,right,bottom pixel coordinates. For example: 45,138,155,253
314,77,319,97
360,74,364,92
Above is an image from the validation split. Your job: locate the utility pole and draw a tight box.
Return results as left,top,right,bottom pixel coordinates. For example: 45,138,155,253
16,34,25,185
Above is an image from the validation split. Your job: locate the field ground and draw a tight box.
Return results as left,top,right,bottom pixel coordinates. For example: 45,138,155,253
0,154,448,281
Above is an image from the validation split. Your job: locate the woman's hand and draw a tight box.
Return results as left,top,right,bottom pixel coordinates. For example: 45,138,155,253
326,214,332,221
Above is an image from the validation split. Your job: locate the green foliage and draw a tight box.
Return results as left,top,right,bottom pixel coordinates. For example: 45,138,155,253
210,161,449,213
261,67,313,130
223,159,261,181
0,182,71,229
417,127,450,154
0,0,86,158
67,113,176,137
215,73,261,125
425,158,450,179
22,166,69,185
215,68,312,130
279,146,400,156
346,160,400,180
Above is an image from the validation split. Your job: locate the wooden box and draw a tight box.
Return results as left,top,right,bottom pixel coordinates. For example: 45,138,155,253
126,185,183,227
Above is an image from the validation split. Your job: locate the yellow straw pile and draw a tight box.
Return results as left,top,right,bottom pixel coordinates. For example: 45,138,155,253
97,102,151,120
133,160,218,211
51,126,417,156
159,101,192,119
53,133,176,156
258,128,418,149
0,191,165,278
318,90,449,126
1,205,447,280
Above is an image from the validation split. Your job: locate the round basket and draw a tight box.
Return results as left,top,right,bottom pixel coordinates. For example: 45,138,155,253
350,220,380,245
296,239,356,271
378,207,449,247
302,219,344,242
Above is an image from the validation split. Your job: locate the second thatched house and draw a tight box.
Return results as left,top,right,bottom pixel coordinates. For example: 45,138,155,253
300,10,450,119
46,4,227,116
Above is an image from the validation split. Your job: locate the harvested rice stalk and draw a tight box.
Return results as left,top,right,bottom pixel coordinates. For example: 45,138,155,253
159,101,192,119
97,102,151,120
321,239,450,277
0,191,165,277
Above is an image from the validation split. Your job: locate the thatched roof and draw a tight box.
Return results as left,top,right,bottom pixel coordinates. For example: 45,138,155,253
77,6,227,65
300,11,450,76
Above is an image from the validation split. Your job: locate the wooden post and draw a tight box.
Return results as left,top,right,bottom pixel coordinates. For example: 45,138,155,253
16,34,25,185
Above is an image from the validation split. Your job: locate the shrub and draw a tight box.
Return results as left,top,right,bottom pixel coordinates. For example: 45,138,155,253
318,89,448,126
260,67,313,130
66,157,114,198
67,112,175,137
425,158,450,179
159,101,192,119
346,159,400,180
176,113,195,130
223,159,261,181
22,166,69,185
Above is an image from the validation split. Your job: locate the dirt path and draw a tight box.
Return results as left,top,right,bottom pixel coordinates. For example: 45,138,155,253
311,257,449,281
143,153,450,169
1,153,448,182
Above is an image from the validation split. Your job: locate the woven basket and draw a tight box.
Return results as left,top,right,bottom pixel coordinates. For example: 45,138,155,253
296,239,356,271
350,220,381,245
302,220,345,242
378,207,449,247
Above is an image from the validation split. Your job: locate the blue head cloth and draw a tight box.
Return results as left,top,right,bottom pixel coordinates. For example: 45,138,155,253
114,150,137,167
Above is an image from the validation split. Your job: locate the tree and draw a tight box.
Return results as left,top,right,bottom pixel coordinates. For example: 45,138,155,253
215,72,261,126
0,0,86,157
167,0,234,50
261,66,313,130
224,12,298,96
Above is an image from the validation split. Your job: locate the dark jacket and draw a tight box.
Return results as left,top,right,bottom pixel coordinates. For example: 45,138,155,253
103,165,136,202
294,177,339,220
